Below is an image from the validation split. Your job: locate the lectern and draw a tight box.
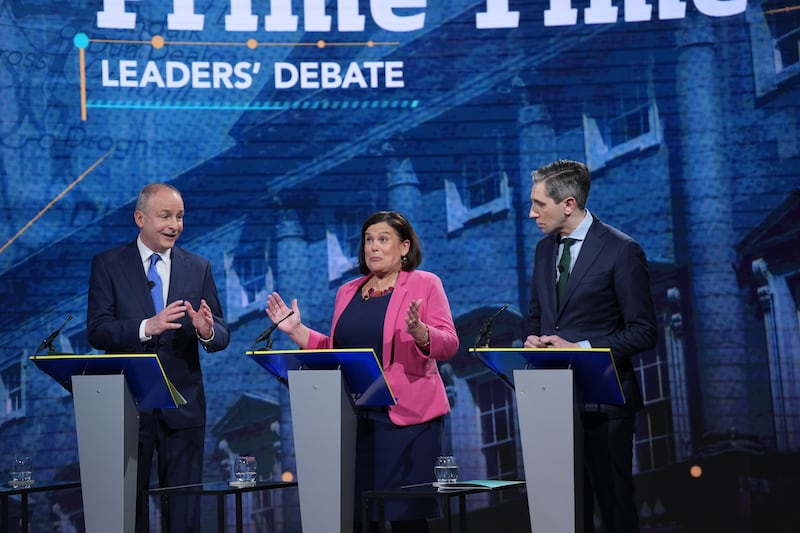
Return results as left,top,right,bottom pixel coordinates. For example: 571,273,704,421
248,349,396,533
470,347,624,533
31,354,185,533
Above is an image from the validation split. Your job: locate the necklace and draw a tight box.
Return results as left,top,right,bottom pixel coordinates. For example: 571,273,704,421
362,271,399,301
362,286,394,301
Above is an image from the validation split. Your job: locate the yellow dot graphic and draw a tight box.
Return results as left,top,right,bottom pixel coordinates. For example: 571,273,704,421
317,40,326,49
151,36,165,49
247,38,258,50
281,471,295,482
689,465,703,478
367,41,374,47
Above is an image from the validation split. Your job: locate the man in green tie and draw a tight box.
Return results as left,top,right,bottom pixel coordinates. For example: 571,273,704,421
525,159,657,533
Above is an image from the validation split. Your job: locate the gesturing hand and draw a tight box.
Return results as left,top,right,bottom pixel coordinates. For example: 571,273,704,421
186,299,214,339
265,292,302,333
405,298,429,346
145,300,186,337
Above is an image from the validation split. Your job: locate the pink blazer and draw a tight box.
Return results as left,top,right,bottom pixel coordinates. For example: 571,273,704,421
306,269,459,426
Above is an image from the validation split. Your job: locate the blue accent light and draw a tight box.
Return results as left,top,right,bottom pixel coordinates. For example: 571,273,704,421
73,33,90,49
84,99,421,111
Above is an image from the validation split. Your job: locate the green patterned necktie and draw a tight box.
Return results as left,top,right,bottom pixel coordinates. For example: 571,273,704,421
556,238,577,307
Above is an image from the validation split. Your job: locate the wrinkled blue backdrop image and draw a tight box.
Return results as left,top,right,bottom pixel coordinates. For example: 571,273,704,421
1,1,799,531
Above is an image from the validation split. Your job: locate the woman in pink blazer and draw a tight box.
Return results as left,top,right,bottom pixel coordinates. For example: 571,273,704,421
266,211,459,533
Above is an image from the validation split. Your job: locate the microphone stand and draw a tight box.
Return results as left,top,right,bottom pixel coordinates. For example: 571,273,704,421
251,311,295,387
251,310,295,351
470,305,515,391
265,334,277,351
473,322,493,349
34,315,73,356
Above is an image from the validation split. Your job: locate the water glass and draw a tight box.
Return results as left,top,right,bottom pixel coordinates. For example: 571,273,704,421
234,456,257,484
10,455,33,488
434,455,458,485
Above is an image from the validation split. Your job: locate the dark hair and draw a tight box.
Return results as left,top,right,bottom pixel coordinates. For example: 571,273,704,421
531,159,590,210
357,211,422,275
135,183,181,212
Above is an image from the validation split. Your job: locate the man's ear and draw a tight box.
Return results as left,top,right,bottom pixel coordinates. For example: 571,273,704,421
134,210,145,228
563,196,577,215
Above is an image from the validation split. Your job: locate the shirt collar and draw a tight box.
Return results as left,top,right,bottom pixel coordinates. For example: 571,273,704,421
136,235,172,264
563,209,593,242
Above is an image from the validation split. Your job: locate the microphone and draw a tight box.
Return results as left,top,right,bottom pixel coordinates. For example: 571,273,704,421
36,315,73,354
471,304,514,391
474,303,509,348
252,310,295,350
148,280,155,289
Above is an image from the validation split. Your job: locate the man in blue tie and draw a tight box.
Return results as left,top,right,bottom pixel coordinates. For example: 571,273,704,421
525,160,657,533
87,183,230,533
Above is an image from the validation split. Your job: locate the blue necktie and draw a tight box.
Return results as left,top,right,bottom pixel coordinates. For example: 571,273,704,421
148,253,164,313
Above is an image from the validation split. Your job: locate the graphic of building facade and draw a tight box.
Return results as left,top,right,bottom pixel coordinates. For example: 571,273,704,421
1,3,799,531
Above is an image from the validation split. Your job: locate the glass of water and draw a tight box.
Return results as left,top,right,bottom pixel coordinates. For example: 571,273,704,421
234,456,257,484
434,455,458,485
10,455,33,488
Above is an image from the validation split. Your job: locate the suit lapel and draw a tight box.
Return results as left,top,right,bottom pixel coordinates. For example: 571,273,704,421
167,247,184,305
539,235,559,316
382,271,410,367
560,217,607,310
121,242,156,316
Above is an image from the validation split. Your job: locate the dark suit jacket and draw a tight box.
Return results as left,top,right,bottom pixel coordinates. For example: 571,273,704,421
86,240,230,429
528,215,657,415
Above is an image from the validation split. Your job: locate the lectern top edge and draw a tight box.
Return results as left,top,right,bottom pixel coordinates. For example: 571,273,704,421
470,347,612,354
29,353,186,408
30,353,159,360
248,348,396,407
470,346,625,405
246,348,377,355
